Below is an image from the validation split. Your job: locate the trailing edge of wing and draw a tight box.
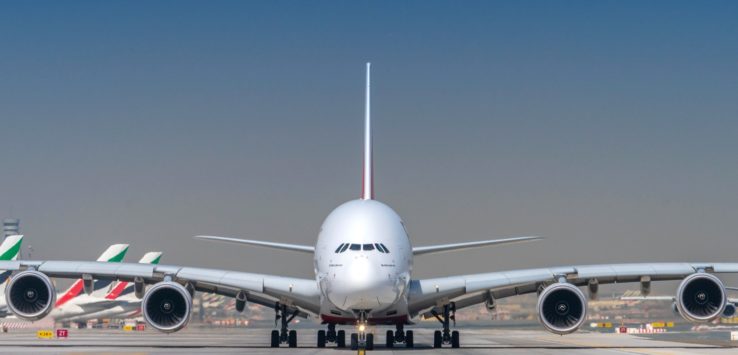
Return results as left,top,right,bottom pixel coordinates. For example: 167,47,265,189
194,235,315,254
412,236,542,256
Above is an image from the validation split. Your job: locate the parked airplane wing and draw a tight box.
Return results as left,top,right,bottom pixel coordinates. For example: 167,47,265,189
0,260,321,315
407,262,738,316
412,236,541,256
194,235,315,254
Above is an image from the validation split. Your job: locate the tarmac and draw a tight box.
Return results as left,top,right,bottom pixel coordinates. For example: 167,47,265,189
0,325,736,354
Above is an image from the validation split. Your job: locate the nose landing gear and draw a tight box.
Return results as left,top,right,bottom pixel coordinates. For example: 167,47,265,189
430,302,460,348
350,311,374,351
270,303,297,348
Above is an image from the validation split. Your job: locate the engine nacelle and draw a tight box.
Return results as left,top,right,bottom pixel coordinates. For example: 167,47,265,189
676,273,726,323
723,303,736,318
142,282,192,333
5,270,56,321
537,283,587,335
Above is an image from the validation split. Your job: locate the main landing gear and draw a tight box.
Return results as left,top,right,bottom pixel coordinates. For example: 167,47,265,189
270,303,297,348
385,323,414,348
317,323,346,348
431,302,460,348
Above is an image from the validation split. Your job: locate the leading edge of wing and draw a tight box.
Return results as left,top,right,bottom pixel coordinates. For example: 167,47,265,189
194,235,314,254
412,236,542,256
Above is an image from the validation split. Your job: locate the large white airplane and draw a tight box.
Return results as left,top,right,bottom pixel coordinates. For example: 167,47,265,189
3,63,738,350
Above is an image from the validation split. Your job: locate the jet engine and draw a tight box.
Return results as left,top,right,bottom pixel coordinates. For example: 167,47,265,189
537,283,587,335
676,273,726,323
142,281,192,333
5,270,56,321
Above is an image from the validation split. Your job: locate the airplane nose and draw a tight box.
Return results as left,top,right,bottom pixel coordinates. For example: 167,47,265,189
346,257,378,289
328,257,401,310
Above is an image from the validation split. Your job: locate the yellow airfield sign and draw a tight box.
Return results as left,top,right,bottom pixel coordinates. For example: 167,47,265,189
36,330,54,339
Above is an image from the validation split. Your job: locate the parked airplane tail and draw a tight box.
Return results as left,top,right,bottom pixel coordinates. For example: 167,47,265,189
0,235,23,261
55,244,130,306
105,251,163,300
0,235,24,305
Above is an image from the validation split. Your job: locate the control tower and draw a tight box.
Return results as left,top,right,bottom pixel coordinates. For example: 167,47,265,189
3,219,20,239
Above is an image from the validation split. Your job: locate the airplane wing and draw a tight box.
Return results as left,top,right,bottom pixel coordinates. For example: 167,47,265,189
412,236,541,256
0,260,320,316
408,262,738,317
620,295,738,303
194,235,315,254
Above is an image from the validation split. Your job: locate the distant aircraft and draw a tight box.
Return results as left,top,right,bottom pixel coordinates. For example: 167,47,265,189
63,252,163,323
48,244,129,323
0,235,24,316
2,64,738,350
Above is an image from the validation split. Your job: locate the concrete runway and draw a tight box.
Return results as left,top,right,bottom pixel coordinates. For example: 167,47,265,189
0,326,735,354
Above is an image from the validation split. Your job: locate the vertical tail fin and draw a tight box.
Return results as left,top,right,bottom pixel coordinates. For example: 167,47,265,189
55,243,129,306
95,244,129,262
0,235,22,284
362,62,374,200
137,251,163,265
0,235,23,261
105,251,163,299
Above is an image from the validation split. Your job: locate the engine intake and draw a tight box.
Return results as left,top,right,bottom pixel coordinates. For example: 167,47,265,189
5,270,56,321
537,283,587,335
676,273,726,323
142,282,192,333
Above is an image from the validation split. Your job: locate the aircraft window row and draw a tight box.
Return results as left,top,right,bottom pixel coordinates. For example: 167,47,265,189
334,243,390,253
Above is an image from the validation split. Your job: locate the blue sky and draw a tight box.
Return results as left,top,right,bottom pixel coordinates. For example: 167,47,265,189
0,1,736,282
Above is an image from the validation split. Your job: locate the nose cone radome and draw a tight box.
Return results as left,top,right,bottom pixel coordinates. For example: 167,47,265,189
328,258,402,311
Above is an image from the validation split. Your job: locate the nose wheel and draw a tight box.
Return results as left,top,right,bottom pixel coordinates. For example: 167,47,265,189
270,303,298,348
430,302,460,348
350,311,374,350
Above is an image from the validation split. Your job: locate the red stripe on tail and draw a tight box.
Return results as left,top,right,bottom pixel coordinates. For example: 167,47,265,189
55,279,84,307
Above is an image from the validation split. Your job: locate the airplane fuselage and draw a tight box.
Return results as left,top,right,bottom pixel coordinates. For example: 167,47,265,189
314,199,412,324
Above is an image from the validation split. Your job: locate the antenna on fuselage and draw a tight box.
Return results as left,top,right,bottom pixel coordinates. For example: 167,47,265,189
362,62,374,200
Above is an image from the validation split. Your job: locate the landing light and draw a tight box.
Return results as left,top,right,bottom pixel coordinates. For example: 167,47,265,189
359,324,366,332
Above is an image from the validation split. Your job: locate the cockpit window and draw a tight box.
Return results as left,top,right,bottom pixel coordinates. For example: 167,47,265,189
380,244,390,253
337,243,389,253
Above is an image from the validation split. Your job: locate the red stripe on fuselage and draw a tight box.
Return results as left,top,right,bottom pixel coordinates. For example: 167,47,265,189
55,279,84,307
